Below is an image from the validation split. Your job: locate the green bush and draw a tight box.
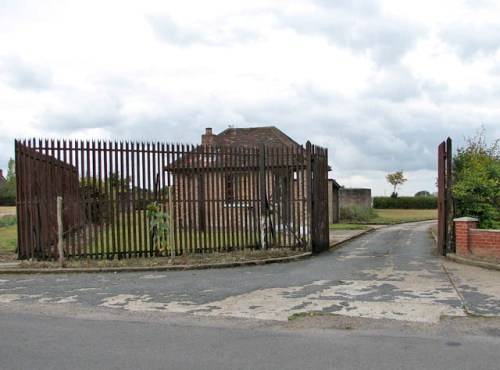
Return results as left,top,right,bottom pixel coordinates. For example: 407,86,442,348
453,129,500,229
340,204,377,223
0,215,16,228
0,194,16,206
373,196,438,209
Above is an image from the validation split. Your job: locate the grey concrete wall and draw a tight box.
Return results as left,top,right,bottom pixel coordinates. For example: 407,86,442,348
339,188,372,209
328,180,340,224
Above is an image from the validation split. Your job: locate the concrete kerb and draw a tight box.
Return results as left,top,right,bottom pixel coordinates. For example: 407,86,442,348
0,252,313,275
445,253,500,272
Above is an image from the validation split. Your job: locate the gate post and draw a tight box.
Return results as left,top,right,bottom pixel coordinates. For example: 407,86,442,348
437,137,453,256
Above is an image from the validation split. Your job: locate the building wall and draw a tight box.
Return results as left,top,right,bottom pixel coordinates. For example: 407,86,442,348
0,169,6,188
172,169,311,247
328,180,340,224
339,188,372,209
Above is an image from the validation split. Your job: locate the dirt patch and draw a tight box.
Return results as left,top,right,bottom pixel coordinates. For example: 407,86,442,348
0,252,17,263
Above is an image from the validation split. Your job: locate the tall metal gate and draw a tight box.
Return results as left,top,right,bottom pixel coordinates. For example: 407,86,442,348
308,142,329,254
437,137,454,255
15,139,329,260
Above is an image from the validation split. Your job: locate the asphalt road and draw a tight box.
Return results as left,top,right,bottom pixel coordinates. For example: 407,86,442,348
2,221,497,322
1,306,499,370
1,221,500,369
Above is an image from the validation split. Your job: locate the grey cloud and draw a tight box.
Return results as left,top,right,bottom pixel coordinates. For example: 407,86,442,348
0,55,53,91
363,66,421,102
274,1,425,66
146,13,262,47
236,89,438,172
440,23,500,59
33,89,122,133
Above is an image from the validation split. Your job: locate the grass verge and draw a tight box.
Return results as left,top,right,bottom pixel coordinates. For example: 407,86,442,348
329,223,369,230
0,224,17,255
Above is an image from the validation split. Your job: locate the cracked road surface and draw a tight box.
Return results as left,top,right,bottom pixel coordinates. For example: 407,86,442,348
1,221,499,323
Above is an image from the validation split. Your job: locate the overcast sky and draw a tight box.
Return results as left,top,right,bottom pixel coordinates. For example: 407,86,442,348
1,0,499,196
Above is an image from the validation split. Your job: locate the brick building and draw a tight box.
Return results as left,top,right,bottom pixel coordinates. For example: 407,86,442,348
0,169,6,188
166,127,312,247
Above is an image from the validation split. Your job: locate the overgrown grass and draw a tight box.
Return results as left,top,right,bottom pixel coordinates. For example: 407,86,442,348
340,204,377,223
0,215,16,228
0,209,17,255
0,224,17,254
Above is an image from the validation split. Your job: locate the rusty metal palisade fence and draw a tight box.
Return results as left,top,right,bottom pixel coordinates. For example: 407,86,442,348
437,137,454,256
15,139,329,260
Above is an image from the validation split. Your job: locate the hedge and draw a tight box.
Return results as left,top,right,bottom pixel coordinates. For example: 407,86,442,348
0,194,15,206
373,196,438,209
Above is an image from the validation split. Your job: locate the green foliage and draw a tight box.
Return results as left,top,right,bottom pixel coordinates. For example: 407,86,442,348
0,193,15,206
0,215,17,228
0,158,16,206
80,177,109,223
147,201,171,255
414,190,431,197
453,129,500,229
373,196,438,209
340,204,377,223
385,170,407,197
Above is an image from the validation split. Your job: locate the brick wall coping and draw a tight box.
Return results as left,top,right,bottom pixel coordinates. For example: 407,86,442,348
471,228,500,233
453,217,478,222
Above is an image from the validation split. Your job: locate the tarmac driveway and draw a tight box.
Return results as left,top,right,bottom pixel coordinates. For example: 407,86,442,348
0,221,498,323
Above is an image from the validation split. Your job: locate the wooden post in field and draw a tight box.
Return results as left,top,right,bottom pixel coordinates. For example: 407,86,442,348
57,196,67,268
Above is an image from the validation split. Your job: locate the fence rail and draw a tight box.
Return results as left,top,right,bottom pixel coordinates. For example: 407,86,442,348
15,139,328,260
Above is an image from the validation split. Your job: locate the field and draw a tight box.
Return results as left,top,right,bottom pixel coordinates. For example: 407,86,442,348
370,209,437,224
0,206,16,216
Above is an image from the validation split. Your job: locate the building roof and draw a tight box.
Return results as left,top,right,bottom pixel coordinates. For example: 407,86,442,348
167,126,305,172
209,126,301,148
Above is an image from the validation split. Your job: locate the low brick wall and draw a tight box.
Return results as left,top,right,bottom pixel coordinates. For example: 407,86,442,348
454,217,500,260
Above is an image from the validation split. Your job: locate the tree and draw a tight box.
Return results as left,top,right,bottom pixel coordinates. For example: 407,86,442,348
415,190,431,197
386,170,407,198
453,128,500,229
0,158,16,205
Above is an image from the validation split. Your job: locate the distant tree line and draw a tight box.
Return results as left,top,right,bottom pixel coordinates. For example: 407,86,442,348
0,158,16,206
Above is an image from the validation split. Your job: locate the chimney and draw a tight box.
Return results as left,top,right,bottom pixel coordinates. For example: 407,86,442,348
202,127,215,146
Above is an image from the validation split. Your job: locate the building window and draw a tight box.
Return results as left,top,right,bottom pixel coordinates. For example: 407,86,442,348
225,173,249,207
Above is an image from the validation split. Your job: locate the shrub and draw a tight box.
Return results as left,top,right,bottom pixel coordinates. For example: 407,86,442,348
373,196,438,209
0,215,17,228
340,204,377,223
453,128,500,229
0,194,16,206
